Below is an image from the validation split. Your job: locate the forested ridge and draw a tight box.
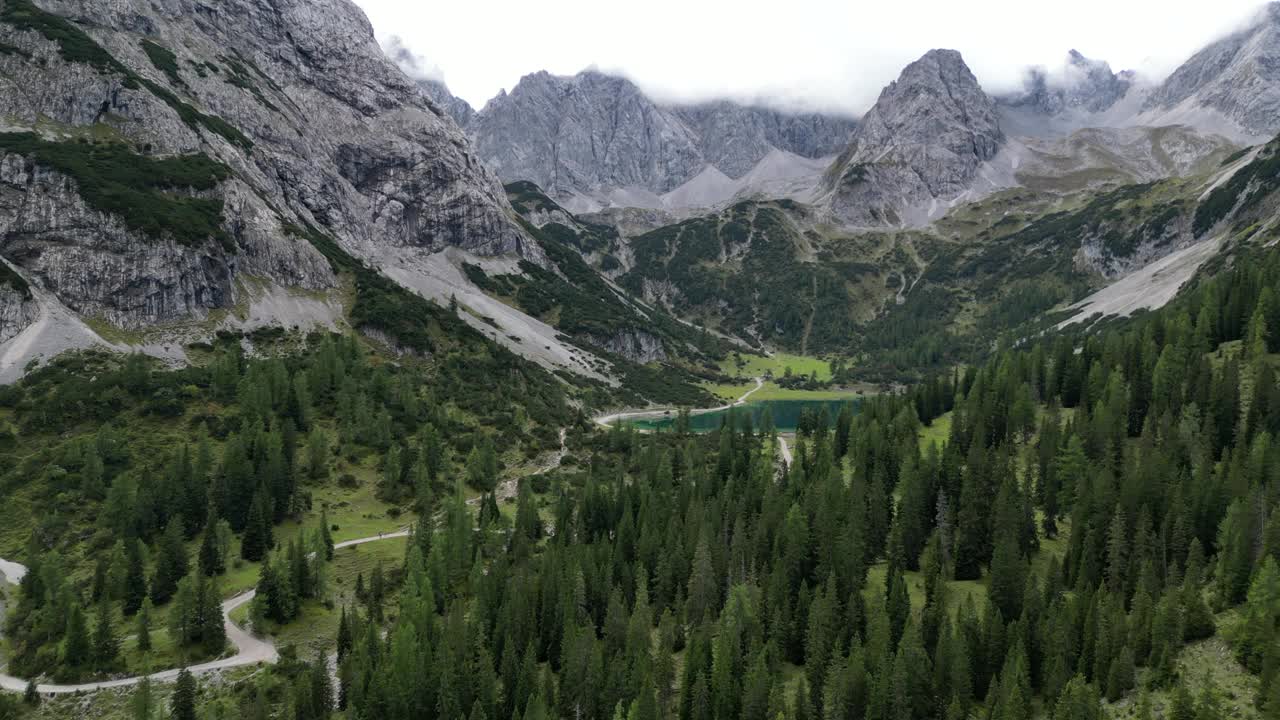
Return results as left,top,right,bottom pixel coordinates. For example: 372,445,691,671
4,0,1280,717
2,250,1279,719
0,330,572,692
3,211,1280,720
319,244,1280,720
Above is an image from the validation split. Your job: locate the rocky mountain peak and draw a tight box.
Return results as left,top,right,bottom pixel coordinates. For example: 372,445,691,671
894,48,971,87
856,48,1002,166
818,48,1002,226
468,69,700,200
0,0,552,375
1001,49,1134,118
1141,1,1280,140
1062,50,1133,112
416,78,476,127
379,36,477,127
466,68,856,210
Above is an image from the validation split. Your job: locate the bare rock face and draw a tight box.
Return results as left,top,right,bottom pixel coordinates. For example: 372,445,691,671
471,71,705,198
819,49,1004,227
0,274,38,345
468,69,855,206
1142,2,1280,141
587,329,667,364
0,0,532,339
417,78,476,128
0,156,232,327
671,101,856,178
1005,50,1134,117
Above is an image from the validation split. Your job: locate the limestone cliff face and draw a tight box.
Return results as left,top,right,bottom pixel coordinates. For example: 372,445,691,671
0,270,37,345
417,78,476,128
818,49,1004,227
1142,2,1280,141
1003,50,1135,117
471,71,705,198
587,329,668,364
0,0,534,341
467,69,855,205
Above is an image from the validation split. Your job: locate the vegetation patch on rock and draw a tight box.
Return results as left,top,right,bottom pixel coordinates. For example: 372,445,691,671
0,132,232,249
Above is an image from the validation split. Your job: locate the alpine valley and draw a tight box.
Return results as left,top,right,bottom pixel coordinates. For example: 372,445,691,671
0,0,1278,719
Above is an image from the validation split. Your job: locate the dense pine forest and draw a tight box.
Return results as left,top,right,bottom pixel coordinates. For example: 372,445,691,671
1,245,1276,720
325,245,1280,720
2,118,1280,720
7,0,1280,718
0,330,575,710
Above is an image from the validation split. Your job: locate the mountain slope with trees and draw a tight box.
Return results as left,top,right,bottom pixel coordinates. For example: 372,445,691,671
323,236,1280,720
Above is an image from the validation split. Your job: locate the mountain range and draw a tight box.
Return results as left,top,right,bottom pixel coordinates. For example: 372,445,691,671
414,3,1280,220
2,0,1280,397
446,70,857,214
2,3,1279,717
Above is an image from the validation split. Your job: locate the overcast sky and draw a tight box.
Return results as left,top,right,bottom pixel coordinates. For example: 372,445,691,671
354,0,1270,116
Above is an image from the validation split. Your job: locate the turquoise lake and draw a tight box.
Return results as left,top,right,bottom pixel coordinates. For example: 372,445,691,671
621,397,861,433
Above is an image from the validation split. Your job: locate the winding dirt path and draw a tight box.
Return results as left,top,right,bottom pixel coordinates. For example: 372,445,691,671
594,376,765,428
474,429,568,508
777,435,793,468
0,530,410,695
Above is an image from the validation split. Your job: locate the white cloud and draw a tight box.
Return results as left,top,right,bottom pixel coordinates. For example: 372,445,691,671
381,35,445,83
353,0,1269,116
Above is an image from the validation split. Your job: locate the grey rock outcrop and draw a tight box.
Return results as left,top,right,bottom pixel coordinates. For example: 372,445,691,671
0,273,38,345
819,49,1004,227
417,78,476,128
587,329,667,364
1005,50,1134,117
0,0,534,343
671,101,855,178
470,71,704,198
1141,2,1280,141
468,70,855,206
379,35,477,128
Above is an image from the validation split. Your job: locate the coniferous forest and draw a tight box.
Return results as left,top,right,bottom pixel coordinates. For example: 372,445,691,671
0,244,1277,720
327,246,1280,720
6,0,1280,718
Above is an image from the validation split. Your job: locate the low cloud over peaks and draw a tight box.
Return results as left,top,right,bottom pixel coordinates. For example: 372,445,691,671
381,34,446,85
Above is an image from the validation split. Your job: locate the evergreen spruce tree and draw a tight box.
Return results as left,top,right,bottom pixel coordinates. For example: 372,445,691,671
1135,689,1154,720
1052,675,1100,720
989,529,1026,622
1169,680,1196,720
1105,645,1135,701
132,676,155,720
90,555,108,603
197,505,225,577
1195,673,1225,720
92,600,119,669
953,466,990,580
151,518,189,604
369,561,385,623
514,478,542,546
61,604,90,669
196,575,226,654
168,577,197,647
123,538,148,616
240,487,273,562
1236,557,1280,672
336,606,352,662
170,668,197,720
307,427,329,480
1262,669,1280,720
137,597,153,653
320,508,335,561
686,535,717,625
885,563,911,652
